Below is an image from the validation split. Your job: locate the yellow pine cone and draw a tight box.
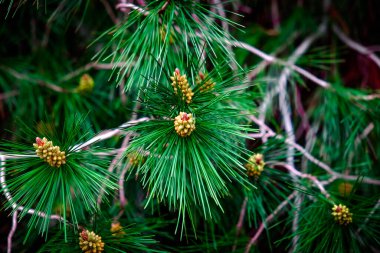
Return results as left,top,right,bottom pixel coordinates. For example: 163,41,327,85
127,152,145,166
174,112,196,137
33,137,66,168
196,72,216,92
170,68,194,104
76,74,94,93
338,182,353,197
245,153,265,178
110,222,125,236
160,26,175,44
331,204,353,225
79,230,105,253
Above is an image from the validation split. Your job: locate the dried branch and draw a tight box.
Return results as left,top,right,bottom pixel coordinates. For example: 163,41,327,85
232,197,248,252
7,210,18,253
333,24,380,69
228,40,331,88
245,191,297,253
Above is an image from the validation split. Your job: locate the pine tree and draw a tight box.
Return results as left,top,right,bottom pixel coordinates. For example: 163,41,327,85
1,1,380,252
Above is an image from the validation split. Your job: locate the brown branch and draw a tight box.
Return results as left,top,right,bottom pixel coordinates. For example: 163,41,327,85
7,211,17,253
0,90,19,101
245,191,297,253
232,197,248,252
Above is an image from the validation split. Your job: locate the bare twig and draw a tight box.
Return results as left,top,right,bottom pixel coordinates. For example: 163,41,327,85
119,162,132,207
59,62,128,83
7,210,18,253
116,3,149,15
333,24,380,69
73,117,150,151
228,40,331,88
271,162,331,199
245,191,297,253
232,197,248,252
0,153,64,222
0,90,19,101
248,115,380,186
356,199,380,235
0,66,68,93
100,0,118,24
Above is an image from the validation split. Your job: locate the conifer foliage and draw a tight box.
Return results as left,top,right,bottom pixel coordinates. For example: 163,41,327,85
1,0,380,252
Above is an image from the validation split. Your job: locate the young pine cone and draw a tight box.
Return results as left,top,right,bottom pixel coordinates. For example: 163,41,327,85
33,137,66,168
79,230,105,253
245,153,265,178
196,72,216,93
170,68,194,104
331,204,353,225
174,112,196,137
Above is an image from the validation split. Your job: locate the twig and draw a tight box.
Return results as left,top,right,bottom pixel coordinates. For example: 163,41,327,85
271,162,331,199
333,24,380,69
7,210,18,253
96,134,131,206
245,191,297,253
73,117,150,151
116,3,149,16
0,90,19,101
232,197,248,252
355,123,374,145
0,153,64,222
119,162,132,207
271,0,280,31
100,0,118,24
0,66,68,93
228,40,331,88
248,115,380,186
247,32,299,81
211,0,237,70
356,199,380,235
59,62,128,83
275,24,327,250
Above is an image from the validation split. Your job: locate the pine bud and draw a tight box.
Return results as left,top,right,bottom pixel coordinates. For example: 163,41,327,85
79,230,105,253
338,182,353,197
170,68,194,104
127,152,145,166
76,74,94,93
196,72,216,93
245,153,265,178
160,26,175,44
331,204,353,225
110,222,125,236
33,137,66,168
174,112,196,137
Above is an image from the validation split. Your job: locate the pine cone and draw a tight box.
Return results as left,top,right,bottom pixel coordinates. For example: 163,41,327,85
76,74,94,93
196,72,216,93
79,230,105,253
33,137,66,168
160,26,175,44
174,112,196,137
331,204,353,225
245,153,265,178
110,222,125,236
170,68,194,104
127,151,145,166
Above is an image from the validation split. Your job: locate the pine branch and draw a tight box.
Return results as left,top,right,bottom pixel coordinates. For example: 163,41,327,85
248,115,380,186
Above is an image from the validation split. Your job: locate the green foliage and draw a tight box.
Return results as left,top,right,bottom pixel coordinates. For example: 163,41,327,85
125,62,254,233
1,0,380,252
93,0,240,91
0,116,117,239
